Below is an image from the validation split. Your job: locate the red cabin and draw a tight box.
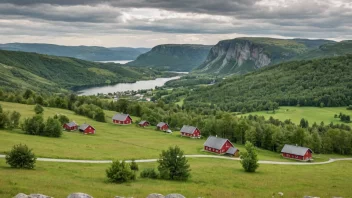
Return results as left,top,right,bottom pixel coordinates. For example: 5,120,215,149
180,125,201,138
139,120,150,127
79,124,95,135
156,122,169,131
203,136,239,155
281,144,313,161
63,121,78,131
112,114,133,125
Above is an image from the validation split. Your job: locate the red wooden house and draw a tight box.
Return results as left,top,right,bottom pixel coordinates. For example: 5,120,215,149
281,144,313,161
156,122,169,131
63,121,78,131
112,114,133,125
203,136,239,156
79,124,95,135
139,120,150,127
180,125,201,138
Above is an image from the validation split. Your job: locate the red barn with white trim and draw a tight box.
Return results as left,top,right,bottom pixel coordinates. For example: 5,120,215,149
139,120,150,127
203,136,239,155
281,144,313,161
180,125,201,138
112,114,132,125
156,122,169,131
79,124,95,134
63,121,78,131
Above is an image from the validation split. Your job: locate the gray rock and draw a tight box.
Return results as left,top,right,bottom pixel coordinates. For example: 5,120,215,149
29,194,52,198
67,193,93,198
146,193,165,198
165,194,185,198
303,196,320,198
13,193,29,198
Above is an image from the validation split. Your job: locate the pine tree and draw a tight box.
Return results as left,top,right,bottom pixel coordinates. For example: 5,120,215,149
158,146,190,181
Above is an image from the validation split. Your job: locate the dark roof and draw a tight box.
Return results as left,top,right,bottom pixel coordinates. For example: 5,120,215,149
203,136,233,150
180,125,198,134
139,120,149,125
226,147,239,155
112,113,132,121
281,144,312,156
66,121,77,127
157,122,168,127
79,124,95,131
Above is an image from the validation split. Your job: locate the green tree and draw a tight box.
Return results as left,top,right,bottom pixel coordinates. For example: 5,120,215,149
240,141,259,173
94,110,105,122
106,160,136,183
43,117,62,137
9,111,21,129
23,89,33,99
130,159,139,172
34,104,44,114
0,111,9,129
22,115,45,136
5,144,36,169
158,146,191,181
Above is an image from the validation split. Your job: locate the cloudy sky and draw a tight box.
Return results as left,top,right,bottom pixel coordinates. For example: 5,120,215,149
0,0,351,47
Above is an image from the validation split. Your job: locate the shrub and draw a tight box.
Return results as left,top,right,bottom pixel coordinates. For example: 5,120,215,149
158,146,190,181
140,168,159,179
106,160,136,183
240,141,259,173
43,117,63,137
34,104,44,114
54,114,69,125
130,159,139,171
22,115,45,136
5,144,36,169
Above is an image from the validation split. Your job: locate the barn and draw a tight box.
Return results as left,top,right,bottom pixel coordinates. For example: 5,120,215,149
180,125,201,138
281,144,313,161
63,121,78,131
79,124,95,134
203,136,238,155
156,122,169,131
112,113,133,125
139,120,150,127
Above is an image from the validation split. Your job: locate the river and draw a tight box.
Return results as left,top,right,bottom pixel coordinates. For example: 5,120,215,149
96,60,132,64
77,76,181,96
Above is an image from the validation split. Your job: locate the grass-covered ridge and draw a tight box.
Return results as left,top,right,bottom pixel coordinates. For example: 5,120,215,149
0,50,172,92
185,55,352,113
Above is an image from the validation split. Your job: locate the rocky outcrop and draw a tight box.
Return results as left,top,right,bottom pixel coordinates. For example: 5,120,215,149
146,193,165,198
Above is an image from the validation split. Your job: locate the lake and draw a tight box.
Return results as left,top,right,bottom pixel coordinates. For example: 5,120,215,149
96,60,132,64
77,76,181,96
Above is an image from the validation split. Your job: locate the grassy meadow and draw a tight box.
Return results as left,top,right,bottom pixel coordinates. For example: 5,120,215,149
243,106,352,127
1,158,352,198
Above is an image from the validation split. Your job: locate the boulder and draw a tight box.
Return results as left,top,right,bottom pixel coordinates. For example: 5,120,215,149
13,193,29,198
146,193,165,198
165,194,185,198
67,193,93,198
29,194,52,198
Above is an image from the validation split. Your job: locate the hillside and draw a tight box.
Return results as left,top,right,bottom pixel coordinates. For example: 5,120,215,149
296,40,352,60
0,43,150,61
184,55,352,112
127,44,212,71
194,38,334,75
0,50,166,92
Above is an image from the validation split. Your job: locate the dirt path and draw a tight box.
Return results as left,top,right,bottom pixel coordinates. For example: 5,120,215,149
1,154,352,165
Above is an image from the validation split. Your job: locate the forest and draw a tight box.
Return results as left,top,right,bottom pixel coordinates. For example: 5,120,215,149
183,55,352,113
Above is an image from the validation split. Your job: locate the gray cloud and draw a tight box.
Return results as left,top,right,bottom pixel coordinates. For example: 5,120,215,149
0,0,351,47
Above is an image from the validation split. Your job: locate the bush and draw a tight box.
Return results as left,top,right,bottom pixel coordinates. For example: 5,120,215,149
240,141,259,172
34,104,44,114
106,160,136,183
43,117,63,137
22,115,45,135
140,168,159,179
54,114,69,125
5,144,36,169
130,159,139,171
158,146,191,181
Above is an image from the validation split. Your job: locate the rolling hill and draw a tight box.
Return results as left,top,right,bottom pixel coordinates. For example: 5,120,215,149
127,44,212,71
184,55,352,112
193,37,334,75
0,43,150,61
0,50,166,92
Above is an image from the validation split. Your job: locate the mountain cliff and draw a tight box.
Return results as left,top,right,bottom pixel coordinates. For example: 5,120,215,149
0,43,150,61
194,38,334,74
127,44,212,71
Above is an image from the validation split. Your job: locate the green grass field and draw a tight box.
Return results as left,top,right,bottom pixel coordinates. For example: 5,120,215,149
1,101,352,197
1,158,352,198
243,106,352,127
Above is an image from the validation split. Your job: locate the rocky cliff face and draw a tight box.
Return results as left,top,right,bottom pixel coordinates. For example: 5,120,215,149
194,38,333,75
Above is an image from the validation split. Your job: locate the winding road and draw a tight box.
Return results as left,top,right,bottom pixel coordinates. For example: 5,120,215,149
1,154,352,165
